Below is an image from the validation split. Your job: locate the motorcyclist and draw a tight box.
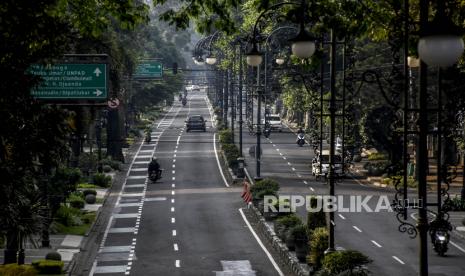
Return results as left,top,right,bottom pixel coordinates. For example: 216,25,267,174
179,93,183,101
182,97,187,106
148,157,161,178
429,213,452,245
297,127,305,135
296,127,305,145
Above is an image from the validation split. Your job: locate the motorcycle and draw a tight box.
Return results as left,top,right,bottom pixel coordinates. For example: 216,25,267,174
296,133,305,147
182,98,187,106
145,133,151,143
149,169,163,183
432,229,449,256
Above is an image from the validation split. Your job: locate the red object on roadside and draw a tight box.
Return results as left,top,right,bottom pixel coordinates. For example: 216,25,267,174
241,179,252,203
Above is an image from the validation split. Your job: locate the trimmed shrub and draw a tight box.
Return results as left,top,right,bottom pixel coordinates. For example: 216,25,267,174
0,264,37,276
363,161,389,176
83,189,97,197
92,173,112,188
102,165,112,173
444,195,465,211
32,260,63,274
307,197,326,231
55,205,81,226
81,212,96,224
69,194,85,209
367,152,388,160
275,214,302,240
308,227,329,269
219,129,233,144
85,194,97,204
45,251,62,261
222,144,240,168
321,250,371,275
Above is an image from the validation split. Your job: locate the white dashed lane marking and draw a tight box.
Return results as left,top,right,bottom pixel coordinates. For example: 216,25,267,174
371,240,382,248
392,256,405,264
352,226,362,233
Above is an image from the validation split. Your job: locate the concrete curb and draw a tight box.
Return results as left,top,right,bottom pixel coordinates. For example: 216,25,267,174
248,206,311,276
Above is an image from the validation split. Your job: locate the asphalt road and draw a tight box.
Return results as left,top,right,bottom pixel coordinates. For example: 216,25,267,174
236,111,465,276
89,92,283,275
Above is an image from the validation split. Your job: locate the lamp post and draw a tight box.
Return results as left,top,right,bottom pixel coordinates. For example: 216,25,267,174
246,0,315,180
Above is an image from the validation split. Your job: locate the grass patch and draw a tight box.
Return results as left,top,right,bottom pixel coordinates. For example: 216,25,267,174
77,183,100,189
96,197,105,204
54,222,91,236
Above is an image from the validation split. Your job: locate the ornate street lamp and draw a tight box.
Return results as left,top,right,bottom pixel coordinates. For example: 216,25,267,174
417,2,464,67
288,26,315,59
246,43,263,66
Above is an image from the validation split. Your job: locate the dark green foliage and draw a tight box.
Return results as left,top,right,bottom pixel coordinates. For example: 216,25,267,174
85,194,97,204
222,144,241,168
69,194,85,209
81,212,96,224
363,161,389,176
309,227,329,269
48,167,82,214
307,197,327,231
92,173,112,188
83,189,97,197
250,179,280,200
275,214,302,240
103,165,112,173
45,252,62,261
219,130,233,144
321,250,371,275
55,205,81,227
32,259,63,274
291,224,308,242
444,196,465,211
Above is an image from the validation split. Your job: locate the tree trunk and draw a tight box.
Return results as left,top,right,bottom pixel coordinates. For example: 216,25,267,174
4,230,18,264
107,108,124,162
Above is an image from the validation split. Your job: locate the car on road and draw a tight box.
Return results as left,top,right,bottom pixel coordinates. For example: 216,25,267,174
311,150,344,178
265,114,283,132
186,115,207,132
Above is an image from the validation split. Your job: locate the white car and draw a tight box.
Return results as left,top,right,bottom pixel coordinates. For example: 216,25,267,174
265,114,283,132
312,150,344,178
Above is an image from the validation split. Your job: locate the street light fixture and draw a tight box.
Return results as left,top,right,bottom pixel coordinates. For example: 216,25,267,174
246,43,263,66
417,2,464,67
289,28,316,59
275,57,285,65
206,56,217,65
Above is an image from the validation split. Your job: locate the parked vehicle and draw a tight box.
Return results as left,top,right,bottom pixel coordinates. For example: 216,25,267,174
266,114,283,132
311,150,344,178
296,133,305,147
186,115,207,132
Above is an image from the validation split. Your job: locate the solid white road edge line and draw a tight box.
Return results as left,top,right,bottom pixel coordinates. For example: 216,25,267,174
239,208,285,276
371,240,382,248
450,240,465,253
213,133,229,187
392,256,405,264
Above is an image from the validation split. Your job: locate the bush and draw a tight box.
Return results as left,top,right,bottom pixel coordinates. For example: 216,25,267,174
32,260,63,274
69,194,85,209
92,173,112,188
45,251,62,261
102,165,112,172
85,194,97,204
275,214,302,240
367,152,388,160
101,157,121,171
251,179,280,200
0,264,37,276
219,129,233,144
83,189,97,197
363,161,389,176
222,144,240,168
321,250,372,275
308,227,329,269
55,205,82,226
291,224,308,242
307,197,327,231
444,195,465,211
81,212,97,224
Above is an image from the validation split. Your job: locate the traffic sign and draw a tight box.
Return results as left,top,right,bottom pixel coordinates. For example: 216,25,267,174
134,61,163,78
108,98,120,109
29,63,108,100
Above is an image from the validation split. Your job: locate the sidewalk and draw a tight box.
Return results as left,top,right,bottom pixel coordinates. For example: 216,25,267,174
0,146,134,271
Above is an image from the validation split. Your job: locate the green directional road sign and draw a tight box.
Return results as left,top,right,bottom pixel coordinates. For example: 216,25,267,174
29,63,108,100
134,61,163,78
